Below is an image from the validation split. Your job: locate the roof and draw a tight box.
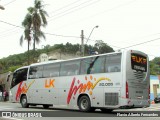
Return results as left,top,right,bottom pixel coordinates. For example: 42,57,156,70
14,66,28,72
30,60,64,66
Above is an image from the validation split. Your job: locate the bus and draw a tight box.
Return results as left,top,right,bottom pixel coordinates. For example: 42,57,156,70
9,50,150,112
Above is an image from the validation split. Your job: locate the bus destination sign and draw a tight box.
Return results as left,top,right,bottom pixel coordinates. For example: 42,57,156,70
131,53,147,72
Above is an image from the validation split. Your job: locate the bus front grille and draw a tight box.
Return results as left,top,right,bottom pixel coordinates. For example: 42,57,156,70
105,93,119,106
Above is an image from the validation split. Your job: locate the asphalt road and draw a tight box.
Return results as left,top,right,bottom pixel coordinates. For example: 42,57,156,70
0,102,160,120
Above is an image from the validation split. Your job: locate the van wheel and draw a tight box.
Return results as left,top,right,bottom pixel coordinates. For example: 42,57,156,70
78,96,91,112
21,95,29,108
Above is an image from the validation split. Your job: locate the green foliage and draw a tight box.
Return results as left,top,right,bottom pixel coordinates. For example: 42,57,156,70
1,41,159,75
8,65,22,72
94,40,114,54
20,0,48,65
150,57,160,75
0,42,114,73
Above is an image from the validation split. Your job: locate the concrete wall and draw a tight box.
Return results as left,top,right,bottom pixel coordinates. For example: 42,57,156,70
47,51,81,60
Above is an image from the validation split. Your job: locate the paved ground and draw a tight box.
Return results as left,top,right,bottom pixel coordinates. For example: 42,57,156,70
0,102,159,120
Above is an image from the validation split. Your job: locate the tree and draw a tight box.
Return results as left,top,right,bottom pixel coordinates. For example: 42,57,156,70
20,13,32,65
20,0,48,63
94,40,114,54
28,0,48,53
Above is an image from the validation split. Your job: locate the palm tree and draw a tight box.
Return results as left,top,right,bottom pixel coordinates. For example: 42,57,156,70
27,0,48,54
20,0,48,63
20,13,32,65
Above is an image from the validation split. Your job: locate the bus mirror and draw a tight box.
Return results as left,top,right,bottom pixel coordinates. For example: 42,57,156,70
7,75,10,82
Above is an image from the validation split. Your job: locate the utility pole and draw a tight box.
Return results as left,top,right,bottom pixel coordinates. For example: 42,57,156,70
81,25,99,56
81,30,84,56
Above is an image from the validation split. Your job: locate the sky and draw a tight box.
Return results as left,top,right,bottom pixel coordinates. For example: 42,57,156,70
0,0,160,60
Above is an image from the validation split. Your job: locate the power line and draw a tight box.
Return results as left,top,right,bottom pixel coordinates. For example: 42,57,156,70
119,38,160,49
49,0,91,20
3,0,16,6
0,28,21,39
0,26,20,34
0,19,81,39
1,20,160,50
48,0,100,21
50,0,136,31
44,32,80,39
0,29,21,40
87,37,160,58
90,38,160,57
87,35,160,50
0,20,22,28
49,0,80,15
48,0,95,18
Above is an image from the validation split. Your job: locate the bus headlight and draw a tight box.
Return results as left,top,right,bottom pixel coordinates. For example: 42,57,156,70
9,90,12,96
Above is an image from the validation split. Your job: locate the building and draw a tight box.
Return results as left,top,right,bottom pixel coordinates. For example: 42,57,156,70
0,72,12,92
150,75,160,101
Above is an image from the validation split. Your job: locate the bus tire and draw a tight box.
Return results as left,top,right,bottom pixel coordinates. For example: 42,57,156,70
20,95,29,108
78,95,91,112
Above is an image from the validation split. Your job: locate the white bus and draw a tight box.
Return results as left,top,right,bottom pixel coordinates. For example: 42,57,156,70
9,50,150,112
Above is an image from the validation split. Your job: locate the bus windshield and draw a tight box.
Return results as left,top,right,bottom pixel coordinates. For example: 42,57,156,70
10,67,28,89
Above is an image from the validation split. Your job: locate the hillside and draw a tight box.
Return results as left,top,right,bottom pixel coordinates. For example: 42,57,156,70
0,41,114,73
150,57,160,75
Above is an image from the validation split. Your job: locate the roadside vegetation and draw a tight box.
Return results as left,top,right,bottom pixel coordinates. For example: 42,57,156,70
0,41,114,73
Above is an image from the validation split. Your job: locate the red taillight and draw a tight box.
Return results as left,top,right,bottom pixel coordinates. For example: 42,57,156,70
126,81,129,98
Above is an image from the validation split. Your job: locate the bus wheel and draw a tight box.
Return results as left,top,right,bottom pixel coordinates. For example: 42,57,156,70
20,95,29,108
78,96,91,112
43,105,50,109
100,108,113,113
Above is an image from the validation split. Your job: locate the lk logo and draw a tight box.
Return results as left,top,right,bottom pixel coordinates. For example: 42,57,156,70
45,79,55,88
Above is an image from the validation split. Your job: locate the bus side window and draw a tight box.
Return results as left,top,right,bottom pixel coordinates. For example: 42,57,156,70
80,56,105,74
60,60,80,76
106,54,121,73
67,64,79,76
29,67,36,79
29,66,43,79
43,64,60,78
89,56,105,74
80,58,91,74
